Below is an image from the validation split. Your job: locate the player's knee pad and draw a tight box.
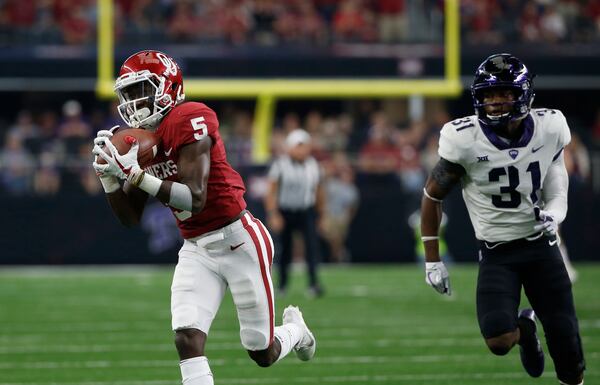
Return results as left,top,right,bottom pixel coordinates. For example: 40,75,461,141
240,328,270,351
172,303,200,331
480,310,516,339
230,277,258,310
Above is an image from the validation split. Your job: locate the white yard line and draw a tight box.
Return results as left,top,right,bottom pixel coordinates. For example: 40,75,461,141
5,352,598,370
0,337,492,354
0,371,556,385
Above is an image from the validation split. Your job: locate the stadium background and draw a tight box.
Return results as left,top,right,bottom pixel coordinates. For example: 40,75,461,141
0,2,598,384
1,0,598,265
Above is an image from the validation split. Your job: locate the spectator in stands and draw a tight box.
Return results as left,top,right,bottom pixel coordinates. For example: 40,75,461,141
251,0,281,45
219,0,252,45
4,0,600,47
8,110,40,154
0,132,35,195
37,110,60,152
32,150,61,196
56,0,94,45
332,0,376,42
394,128,424,209
295,1,328,45
321,152,359,262
358,112,401,175
565,132,591,186
540,4,567,42
271,112,302,157
225,110,254,168
167,0,198,42
376,0,407,43
520,2,542,42
5,0,35,43
57,100,92,152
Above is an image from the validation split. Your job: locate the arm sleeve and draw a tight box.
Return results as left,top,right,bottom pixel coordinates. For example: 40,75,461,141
438,123,469,167
553,110,571,161
542,152,569,224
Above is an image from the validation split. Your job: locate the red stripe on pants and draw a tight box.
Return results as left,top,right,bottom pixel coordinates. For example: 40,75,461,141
249,213,274,267
241,214,274,346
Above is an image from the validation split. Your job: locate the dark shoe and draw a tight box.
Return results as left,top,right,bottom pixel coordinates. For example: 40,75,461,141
518,308,545,378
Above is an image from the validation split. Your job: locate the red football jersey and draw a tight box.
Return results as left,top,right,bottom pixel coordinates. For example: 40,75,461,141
145,102,247,238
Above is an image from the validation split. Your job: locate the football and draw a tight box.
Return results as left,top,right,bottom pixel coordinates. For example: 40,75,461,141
97,128,160,168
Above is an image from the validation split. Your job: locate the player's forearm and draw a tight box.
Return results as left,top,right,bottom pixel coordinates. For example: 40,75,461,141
542,156,569,223
421,194,443,262
128,170,202,213
106,189,144,227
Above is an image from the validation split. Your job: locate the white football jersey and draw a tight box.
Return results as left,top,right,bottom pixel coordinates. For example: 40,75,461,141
438,108,571,242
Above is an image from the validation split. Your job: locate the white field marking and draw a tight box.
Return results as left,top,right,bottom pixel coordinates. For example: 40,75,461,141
0,371,556,385
3,351,575,370
0,338,493,354
0,321,169,333
0,265,170,277
578,319,600,329
0,325,480,341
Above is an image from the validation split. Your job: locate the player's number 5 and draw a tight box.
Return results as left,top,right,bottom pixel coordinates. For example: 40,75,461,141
191,117,208,141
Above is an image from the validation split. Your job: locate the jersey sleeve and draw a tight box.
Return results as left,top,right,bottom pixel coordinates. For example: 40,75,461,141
438,121,470,167
168,105,219,153
553,110,571,155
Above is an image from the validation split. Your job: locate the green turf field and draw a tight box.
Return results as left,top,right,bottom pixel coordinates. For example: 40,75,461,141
0,264,597,385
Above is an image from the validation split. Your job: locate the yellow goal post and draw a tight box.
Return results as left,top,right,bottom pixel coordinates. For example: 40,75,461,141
96,0,461,163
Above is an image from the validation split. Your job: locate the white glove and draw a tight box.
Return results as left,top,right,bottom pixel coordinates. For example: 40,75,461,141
425,262,451,296
91,126,121,193
92,126,118,176
533,207,558,237
92,131,141,180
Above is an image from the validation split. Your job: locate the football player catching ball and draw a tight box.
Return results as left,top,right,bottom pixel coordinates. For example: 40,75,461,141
92,50,316,385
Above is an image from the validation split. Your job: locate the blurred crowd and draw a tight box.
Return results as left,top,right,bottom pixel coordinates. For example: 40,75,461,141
0,0,599,46
0,97,595,261
0,97,594,199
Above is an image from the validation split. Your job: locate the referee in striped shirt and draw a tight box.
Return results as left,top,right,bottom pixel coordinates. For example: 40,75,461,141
265,129,325,298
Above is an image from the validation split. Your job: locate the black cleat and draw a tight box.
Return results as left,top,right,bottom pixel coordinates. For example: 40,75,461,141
518,309,545,378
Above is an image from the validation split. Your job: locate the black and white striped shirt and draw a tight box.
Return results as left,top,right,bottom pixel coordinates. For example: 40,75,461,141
268,155,321,211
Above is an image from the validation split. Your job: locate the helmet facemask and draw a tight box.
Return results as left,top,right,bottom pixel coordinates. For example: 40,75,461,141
472,83,534,129
115,70,173,130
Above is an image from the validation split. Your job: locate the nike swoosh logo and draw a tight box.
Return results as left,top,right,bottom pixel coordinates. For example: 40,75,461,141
548,239,557,246
230,242,245,251
532,145,544,153
164,147,173,156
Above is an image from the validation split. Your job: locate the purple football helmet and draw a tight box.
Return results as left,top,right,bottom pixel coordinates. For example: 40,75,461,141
471,53,535,128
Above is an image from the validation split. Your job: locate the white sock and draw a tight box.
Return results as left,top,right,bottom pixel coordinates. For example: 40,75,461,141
274,323,303,362
180,356,213,385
